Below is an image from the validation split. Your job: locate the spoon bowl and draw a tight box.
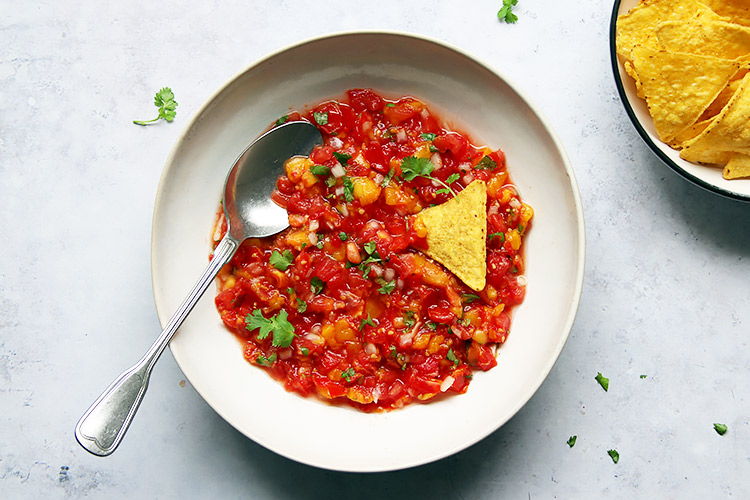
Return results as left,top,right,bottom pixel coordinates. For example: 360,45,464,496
75,120,322,456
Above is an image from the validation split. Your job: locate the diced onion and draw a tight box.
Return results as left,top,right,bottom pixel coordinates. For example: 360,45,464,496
330,137,344,149
440,376,455,392
308,233,318,245
335,186,344,196
509,198,521,210
430,152,442,170
279,349,293,360
369,264,384,277
517,275,528,287
396,129,407,143
331,164,346,178
309,220,319,232
364,343,378,356
462,172,475,185
384,268,396,281
488,204,499,215
338,204,349,217
373,173,384,185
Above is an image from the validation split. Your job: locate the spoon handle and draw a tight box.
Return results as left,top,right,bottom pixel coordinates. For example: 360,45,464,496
75,235,239,456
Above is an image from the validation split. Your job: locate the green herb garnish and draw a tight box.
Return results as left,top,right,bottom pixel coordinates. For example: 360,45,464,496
497,0,518,24
275,115,289,126
420,133,437,141
313,111,328,125
446,348,459,367
489,232,505,242
595,372,609,392
567,435,577,448
269,249,294,271
400,156,457,197
333,151,352,166
378,280,396,295
714,423,728,435
310,277,324,295
256,352,278,366
607,449,619,464
359,314,376,331
296,298,307,313
403,310,416,329
133,87,178,125
300,347,309,356
341,367,356,382
245,310,295,348
381,168,396,188
461,293,481,304
475,155,498,170
342,176,354,202
311,164,331,177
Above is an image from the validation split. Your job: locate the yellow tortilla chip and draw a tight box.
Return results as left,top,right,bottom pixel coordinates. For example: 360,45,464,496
701,0,750,27
700,77,744,121
624,60,645,99
681,73,750,164
632,46,740,143
415,180,487,291
616,0,724,61
670,117,714,147
723,153,750,179
656,19,750,59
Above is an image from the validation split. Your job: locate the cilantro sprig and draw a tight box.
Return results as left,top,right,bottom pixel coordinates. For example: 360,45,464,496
497,0,518,24
133,87,178,125
269,249,294,271
245,310,295,348
400,156,457,197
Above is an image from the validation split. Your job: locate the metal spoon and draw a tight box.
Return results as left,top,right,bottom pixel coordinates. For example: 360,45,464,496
75,120,323,456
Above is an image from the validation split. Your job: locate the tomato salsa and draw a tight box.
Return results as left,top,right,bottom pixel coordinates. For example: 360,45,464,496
212,89,533,411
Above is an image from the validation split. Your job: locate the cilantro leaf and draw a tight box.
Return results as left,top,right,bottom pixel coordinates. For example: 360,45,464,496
475,156,498,170
461,293,481,303
333,151,352,166
714,423,728,435
296,298,307,313
446,348,460,367
400,156,457,196
310,164,331,176
403,310,416,328
363,241,377,255
420,132,437,141
300,347,309,356
133,87,178,125
640,374,647,379
245,310,296,348
269,249,294,271
567,435,577,448
595,372,609,392
256,353,277,366
489,231,505,242
339,232,348,241
381,168,396,188
342,176,354,202
401,156,434,181
497,0,518,24
607,449,619,464
359,314,376,331
275,115,289,126
310,277,324,295
446,173,460,184
313,111,329,125
341,367,356,382
378,280,396,295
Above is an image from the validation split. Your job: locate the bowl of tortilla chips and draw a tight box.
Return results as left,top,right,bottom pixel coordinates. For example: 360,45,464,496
611,0,750,201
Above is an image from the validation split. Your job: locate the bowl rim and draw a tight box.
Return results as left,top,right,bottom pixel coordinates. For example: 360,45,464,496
150,29,586,471
609,0,750,203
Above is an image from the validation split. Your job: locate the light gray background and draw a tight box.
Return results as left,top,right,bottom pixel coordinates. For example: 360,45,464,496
2,1,749,498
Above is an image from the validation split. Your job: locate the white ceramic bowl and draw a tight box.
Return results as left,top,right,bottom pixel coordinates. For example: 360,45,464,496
611,0,750,202
151,31,584,472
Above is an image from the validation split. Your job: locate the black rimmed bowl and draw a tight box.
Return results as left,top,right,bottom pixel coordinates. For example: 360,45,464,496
610,0,750,202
